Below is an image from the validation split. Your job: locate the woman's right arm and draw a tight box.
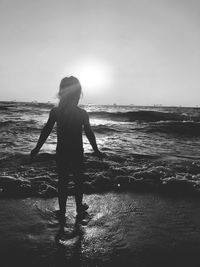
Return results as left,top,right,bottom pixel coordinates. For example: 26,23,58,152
31,108,56,158
83,110,103,157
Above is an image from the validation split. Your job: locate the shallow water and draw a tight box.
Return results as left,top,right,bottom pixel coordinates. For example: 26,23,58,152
0,192,200,267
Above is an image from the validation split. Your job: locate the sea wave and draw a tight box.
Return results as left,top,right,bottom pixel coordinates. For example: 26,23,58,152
2,117,200,138
92,125,121,134
23,102,54,109
146,121,200,136
0,121,17,126
89,110,200,122
0,120,41,133
0,152,200,198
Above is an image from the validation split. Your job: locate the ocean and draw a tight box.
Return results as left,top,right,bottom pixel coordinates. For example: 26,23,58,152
1,101,200,197
1,101,200,267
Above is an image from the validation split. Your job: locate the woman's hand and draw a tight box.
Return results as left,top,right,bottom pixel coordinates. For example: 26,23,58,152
30,147,40,159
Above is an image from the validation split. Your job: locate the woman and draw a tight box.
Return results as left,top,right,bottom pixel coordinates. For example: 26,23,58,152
31,76,103,224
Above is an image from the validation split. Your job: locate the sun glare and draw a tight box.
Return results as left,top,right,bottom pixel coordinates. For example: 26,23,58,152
66,60,112,95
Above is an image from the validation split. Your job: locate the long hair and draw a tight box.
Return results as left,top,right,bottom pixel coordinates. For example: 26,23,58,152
58,76,82,110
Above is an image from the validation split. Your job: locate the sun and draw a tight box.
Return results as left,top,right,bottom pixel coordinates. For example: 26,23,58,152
78,63,106,89
66,60,111,95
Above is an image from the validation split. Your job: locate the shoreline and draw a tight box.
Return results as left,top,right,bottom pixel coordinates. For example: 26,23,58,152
1,152,200,199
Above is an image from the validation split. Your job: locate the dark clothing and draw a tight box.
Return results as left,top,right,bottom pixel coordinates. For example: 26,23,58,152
56,153,84,175
52,106,86,173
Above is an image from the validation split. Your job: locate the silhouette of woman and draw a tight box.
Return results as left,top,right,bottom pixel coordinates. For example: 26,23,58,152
31,76,103,224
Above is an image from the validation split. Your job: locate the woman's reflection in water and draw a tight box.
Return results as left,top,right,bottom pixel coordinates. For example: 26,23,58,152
54,215,86,267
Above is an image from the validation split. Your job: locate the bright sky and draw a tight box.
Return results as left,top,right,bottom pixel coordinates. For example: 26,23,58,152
0,0,200,106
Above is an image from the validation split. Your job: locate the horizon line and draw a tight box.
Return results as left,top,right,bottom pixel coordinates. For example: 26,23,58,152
0,100,199,109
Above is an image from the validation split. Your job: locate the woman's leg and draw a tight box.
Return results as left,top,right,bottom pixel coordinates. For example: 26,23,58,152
58,178,68,219
73,170,84,213
57,163,68,220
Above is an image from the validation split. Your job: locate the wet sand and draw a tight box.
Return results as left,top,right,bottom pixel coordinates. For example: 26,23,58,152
0,192,200,267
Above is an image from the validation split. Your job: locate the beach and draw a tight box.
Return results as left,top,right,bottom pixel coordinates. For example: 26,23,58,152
1,101,200,266
1,0,200,265
0,193,200,267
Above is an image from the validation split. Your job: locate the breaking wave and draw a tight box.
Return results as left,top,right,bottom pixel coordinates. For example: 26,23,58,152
89,110,200,122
